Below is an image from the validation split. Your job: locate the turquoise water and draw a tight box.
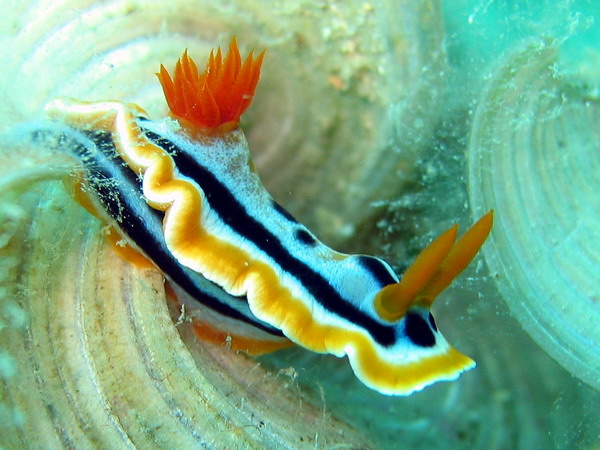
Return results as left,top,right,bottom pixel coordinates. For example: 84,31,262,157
265,1,600,448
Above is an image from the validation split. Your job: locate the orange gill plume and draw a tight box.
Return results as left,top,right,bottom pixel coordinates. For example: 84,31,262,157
157,37,265,134
374,211,494,322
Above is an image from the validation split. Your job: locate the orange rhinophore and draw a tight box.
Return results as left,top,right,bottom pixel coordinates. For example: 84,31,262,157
157,38,265,133
374,211,494,322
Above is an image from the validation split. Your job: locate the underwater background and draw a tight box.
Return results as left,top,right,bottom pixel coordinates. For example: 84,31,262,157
0,0,598,448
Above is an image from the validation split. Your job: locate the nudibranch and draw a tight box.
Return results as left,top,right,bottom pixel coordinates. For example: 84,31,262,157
43,38,493,396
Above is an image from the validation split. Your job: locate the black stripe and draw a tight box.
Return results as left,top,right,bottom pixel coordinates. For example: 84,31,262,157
295,229,317,246
356,256,397,287
35,126,283,337
404,312,436,347
272,200,298,223
142,129,397,347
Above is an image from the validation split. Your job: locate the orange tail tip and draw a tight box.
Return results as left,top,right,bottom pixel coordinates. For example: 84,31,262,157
157,37,265,134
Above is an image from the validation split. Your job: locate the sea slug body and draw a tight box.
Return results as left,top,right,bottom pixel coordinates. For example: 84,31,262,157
42,38,493,396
